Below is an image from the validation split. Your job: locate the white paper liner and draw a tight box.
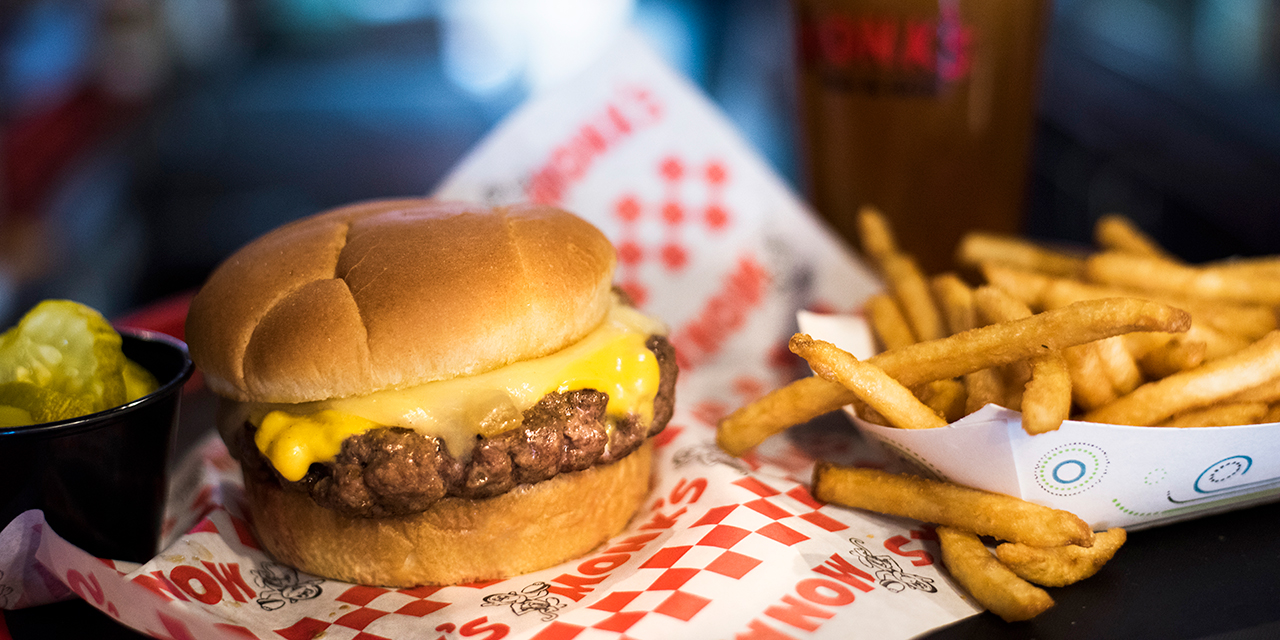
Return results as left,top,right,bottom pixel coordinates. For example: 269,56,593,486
798,310,1280,532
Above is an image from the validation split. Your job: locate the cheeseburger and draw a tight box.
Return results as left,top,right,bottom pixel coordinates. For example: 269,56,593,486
185,199,676,586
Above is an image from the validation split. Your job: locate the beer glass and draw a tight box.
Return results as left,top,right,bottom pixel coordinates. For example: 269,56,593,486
794,0,1050,273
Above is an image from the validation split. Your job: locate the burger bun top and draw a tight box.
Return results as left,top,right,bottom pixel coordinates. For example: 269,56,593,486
185,199,618,404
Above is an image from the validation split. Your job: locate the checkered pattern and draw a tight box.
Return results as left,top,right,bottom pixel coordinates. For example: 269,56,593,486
273,583,471,640
176,475,850,640
184,509,472,639
528,477,850,639
724,476,852,535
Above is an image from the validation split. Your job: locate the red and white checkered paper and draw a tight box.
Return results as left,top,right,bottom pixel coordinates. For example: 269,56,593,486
0,30,984,638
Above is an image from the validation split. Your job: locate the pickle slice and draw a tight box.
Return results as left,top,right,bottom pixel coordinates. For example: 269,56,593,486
0,300,127,414
0,405,34,427
123,359,159,402
0,380,94,424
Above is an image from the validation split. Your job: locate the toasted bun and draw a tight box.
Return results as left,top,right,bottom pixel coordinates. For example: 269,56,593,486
243,441,652,587
185,199,617,403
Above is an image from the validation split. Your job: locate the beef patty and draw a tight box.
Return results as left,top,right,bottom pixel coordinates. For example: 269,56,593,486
239,335,677,518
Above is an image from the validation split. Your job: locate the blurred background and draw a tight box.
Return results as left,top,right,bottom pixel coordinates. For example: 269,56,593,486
1,0,1278,327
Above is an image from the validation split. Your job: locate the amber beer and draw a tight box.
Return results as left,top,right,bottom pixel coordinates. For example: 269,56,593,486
794,0,1049,273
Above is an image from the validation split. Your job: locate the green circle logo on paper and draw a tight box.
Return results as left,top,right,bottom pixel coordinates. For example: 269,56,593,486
1035,443,1109,496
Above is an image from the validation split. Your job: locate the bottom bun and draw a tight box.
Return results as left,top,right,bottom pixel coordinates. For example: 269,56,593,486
243,441,653,587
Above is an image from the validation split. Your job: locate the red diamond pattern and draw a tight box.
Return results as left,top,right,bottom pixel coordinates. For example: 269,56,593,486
335,607,389,630
531,621,586,640
590,591,643,613
595,610,647,632
698,525,751,549
211,623,259,639
654,591,711,621
275,581,451,640
692,504,736,527
755,522,809,546
397,585,443,599
297,476,858,640
705,550,762,579
786,484,824,510
394,598,449,617
732,476,781,498
745,497,791,520
649,568,698,591
801,510,850,532
337,585,389,606
275,617,329,640
640,545,691,569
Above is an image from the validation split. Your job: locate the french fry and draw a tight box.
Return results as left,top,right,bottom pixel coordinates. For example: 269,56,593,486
1041,284,1150,397
995,528,1127,588
716,375,846,456
856,206,899,263
1094,335,1144,395
1188,304,1278,342
1039,276,1277,340
917,378,967,423
1225,376,1280,404
938,526,1055,622
973,286,1034,410
1264,404,1280,424
882,253,945,342
1021,352,1071,434
1086,252,1280,305
962,369,1008,414
1001,372,1026,412
789,334,948,430
1062,342,1118,410
1134,335,1207,379
933,274,1007,412
714,213,1280,624
1084,331,1280,426
1035,276,1142,309
866,293,916,350
957,232,1084,278
812,464,1095,547
1159,403,1270,428
1122,331,1173,358
973,285,1034,324
861,211,943,344
931,273,977,335
1187,324,1255,361
852,401,893,427
867,299,1189,388
717,299,1191,454
1202,255,1280,280
980,263,1052,308
1094,214,1176,261
1123,323,1250,368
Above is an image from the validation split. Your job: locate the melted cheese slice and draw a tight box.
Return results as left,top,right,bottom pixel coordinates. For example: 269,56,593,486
250,301,666,481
